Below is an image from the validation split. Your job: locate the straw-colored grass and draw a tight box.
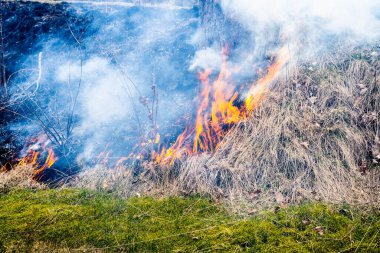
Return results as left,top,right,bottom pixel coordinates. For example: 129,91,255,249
176,49,379,207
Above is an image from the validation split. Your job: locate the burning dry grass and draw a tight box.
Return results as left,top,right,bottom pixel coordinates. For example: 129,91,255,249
70,48,380,209
176,49,380,207
0,165,46,193
6,47,378,209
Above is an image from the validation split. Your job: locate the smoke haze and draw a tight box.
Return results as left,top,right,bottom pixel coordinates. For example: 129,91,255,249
2,0,379,169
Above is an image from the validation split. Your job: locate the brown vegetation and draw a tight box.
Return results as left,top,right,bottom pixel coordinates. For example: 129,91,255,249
177,50,380,207
0,165,46,193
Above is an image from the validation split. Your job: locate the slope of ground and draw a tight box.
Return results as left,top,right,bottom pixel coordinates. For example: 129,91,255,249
0,189,379,252
165,47,380,207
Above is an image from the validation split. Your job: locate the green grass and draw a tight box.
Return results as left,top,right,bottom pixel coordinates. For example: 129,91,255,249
0,189,378,252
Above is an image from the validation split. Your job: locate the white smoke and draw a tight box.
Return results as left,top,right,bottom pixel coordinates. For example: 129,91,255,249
221,0,380,54
189,47,222,71
57,57,134,127
190,0,380,71
221,0,379,38
50,2,198,161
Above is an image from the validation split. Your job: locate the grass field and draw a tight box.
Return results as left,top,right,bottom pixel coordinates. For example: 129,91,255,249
0,189,379,252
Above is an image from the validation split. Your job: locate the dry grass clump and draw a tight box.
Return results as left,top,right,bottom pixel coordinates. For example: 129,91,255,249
175,48,380,207
0,165,46,192
67,165,135,197
69,162,184,198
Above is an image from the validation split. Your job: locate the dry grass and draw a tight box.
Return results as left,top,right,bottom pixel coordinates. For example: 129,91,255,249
175,47,380,208
0,165,46,192
68,165,135,197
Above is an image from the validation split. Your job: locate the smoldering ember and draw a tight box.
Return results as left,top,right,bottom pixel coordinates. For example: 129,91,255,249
0,0,379,252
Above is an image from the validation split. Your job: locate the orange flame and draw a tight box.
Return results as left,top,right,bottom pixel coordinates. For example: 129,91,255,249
152,128,192,165
246,47,290,111
192,59,242,154
151,46,289,166
32,148,57,176
2,134,58,177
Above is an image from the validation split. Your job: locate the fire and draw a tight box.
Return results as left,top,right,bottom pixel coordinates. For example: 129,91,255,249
152,128,192,165
4,134,58,178
7,48,288,172
30,148,57,177
153,46,289,165
193,59,241,153
246,47,290,111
